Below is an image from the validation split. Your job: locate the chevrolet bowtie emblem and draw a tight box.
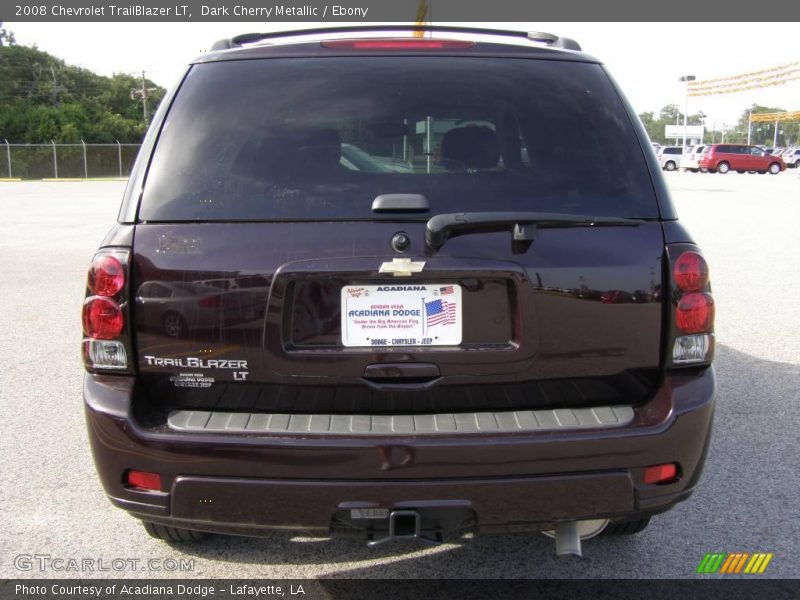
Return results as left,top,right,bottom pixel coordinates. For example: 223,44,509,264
379,257,426,277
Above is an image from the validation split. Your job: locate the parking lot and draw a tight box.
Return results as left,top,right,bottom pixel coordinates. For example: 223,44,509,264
0,171,798,579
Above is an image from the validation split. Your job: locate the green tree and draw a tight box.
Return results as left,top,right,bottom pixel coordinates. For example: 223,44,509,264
0,40,165,143
736,104,799,146
0,22,16,46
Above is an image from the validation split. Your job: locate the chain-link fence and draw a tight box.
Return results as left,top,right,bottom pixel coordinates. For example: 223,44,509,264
0,142,142,179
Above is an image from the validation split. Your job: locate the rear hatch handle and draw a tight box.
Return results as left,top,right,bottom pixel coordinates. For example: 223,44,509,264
372,194,430,213
425,211,644,251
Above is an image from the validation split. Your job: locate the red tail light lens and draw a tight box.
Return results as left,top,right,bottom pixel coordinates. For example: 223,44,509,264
82,297,123,339
673,251,709,292
89,254,125,297
126,470,162,491
676,293,714,333
322,39,475,50
643,463,678,485
198,295,220,308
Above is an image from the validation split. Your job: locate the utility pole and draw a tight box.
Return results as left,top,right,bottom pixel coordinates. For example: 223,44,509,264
49,66,64,105
679,75,696,150
747,110,752,145
130,71,158,125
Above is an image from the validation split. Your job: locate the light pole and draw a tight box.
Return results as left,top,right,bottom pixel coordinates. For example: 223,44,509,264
679,75,696,150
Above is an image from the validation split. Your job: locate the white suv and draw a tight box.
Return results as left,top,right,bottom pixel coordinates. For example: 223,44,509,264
782,148,800,168
657,146,684,171
680,145,706,172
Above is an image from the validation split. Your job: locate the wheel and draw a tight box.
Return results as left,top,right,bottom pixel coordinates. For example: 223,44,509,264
162,312,186,338
143,521,209,543
690,168,698,173
665,161,676,171
747,170,756,174
736,170,745,174
716,162,730,174
600,516,651,536
768,162,781,174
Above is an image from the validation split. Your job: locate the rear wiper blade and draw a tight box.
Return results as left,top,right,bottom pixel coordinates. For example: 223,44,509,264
425,212,644,250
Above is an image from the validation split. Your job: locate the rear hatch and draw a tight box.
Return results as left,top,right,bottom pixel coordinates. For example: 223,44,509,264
131,48,666,416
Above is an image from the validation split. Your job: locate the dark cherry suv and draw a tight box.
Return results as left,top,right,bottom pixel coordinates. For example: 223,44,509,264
82,26,716,555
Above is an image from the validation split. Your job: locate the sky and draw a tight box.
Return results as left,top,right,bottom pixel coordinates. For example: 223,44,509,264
5,21,799,129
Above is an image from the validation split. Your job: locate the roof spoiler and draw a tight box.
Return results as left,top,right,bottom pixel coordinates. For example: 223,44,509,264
210,25,581,52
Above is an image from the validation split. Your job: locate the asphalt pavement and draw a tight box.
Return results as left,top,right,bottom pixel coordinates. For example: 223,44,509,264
0,173,798,579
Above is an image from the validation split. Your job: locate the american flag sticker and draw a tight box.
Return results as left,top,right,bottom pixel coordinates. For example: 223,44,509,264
425,299,457,327
439,286,455,295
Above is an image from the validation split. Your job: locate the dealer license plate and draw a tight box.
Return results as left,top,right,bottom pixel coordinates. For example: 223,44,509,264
341,284,462,347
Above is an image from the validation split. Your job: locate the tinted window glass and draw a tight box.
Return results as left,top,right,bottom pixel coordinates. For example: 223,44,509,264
140,58,658,221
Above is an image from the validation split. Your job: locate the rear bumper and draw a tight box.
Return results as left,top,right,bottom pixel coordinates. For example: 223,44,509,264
84,367,715,536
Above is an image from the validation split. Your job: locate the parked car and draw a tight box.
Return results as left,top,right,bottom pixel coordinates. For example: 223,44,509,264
698,144,785,174
135,280,268,338
81,25,716,555
656,146,684,171
782,148,800,168
680,145,706,172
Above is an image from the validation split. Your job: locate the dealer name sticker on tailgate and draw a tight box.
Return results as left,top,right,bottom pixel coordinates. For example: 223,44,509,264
341,284,462,347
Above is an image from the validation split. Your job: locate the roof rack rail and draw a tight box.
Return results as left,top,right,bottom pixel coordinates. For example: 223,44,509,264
210,25,581,52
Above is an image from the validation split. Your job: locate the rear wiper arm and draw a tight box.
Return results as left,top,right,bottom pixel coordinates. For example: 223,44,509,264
425,212,643,251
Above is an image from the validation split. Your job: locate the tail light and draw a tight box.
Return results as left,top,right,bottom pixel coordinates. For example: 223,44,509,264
82,248,131,372
198,294,222,309
82,297,123,339
668,246,714,367
322,39,475,50
643,463,679,485
126,470,162,491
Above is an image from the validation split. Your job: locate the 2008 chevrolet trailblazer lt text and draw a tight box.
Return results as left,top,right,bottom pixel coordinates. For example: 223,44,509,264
82,26,716,556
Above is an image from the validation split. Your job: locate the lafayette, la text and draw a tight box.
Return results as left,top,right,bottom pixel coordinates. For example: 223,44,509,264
16,584,305,597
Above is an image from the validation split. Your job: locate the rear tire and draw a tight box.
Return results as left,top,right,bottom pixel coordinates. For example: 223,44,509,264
601,516,651,536
768,162,781,174
143,522,209,543
717,162,730,174
665,161,676,171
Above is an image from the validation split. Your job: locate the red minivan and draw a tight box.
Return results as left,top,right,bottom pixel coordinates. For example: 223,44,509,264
699,144,785,174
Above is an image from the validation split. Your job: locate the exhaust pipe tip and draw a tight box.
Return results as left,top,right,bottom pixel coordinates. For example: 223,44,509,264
544,519,609,557
554,521,582,558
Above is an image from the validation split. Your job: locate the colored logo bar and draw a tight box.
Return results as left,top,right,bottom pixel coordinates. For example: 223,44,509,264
697,552,774,574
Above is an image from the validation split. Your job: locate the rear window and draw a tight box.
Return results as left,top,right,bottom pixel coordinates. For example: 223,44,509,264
139,57,658,221
664,148,682,155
